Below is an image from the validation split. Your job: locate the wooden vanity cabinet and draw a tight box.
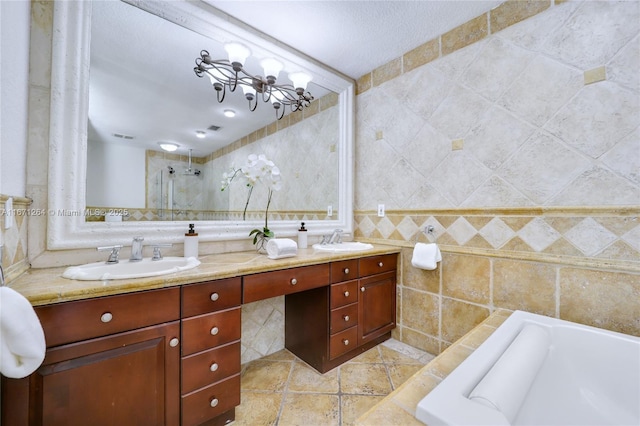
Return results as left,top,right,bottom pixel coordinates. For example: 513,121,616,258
180,278,242,426
1,287,181,426
285,254,398,373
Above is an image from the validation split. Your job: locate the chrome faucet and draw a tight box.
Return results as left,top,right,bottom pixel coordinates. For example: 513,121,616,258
97,245,123,264
130,236,144,261
320,229,344,245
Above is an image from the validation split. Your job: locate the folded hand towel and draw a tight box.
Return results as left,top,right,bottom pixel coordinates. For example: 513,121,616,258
266,238,298,260
0,287,46,378
411,243,442,270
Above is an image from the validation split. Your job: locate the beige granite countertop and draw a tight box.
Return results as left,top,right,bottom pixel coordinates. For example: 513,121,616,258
355,310,513,426
8,245,400,306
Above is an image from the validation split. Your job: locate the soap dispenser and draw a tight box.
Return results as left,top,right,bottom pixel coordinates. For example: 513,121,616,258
298,222,308,249
184,223,199,258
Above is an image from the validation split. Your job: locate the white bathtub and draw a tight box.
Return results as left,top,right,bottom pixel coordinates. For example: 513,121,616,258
416,311,640,426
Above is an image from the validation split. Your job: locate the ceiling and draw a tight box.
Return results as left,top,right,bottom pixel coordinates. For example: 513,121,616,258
88,1,503,158
206,1,504,79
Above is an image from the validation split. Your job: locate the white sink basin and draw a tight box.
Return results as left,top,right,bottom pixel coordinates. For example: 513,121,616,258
312,242,374,253
62,257,200,281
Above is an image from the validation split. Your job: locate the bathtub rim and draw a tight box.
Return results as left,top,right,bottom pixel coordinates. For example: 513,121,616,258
415,310,640,426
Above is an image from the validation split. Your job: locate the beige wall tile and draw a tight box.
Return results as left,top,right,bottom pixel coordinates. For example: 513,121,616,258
401,288,439,336
401,327,440,356
356,72,372,95
442,14,488,56
560,268,640,336
493,259,557,316
441,298,490,343
403,38,439,73
490,0,551,33
402,248,440,293
372,57,402,87
424,344,474,379
442,253,490,304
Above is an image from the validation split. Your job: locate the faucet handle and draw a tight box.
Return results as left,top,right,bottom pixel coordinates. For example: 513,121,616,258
151,244,172,261
97,245,123,264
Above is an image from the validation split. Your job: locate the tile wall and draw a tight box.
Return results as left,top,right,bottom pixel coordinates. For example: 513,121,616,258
0,196,31,281
354,0,640,352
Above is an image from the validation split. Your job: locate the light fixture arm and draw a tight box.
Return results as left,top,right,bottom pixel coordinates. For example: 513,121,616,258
194,50,314,119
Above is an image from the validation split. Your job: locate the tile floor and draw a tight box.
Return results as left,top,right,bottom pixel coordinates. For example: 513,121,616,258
234,339,435,426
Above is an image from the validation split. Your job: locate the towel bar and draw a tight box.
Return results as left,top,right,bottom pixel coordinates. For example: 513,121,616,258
414,225,436,244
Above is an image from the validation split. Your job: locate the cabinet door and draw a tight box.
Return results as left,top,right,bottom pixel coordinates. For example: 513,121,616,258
358,271,396,345
4,321,181,426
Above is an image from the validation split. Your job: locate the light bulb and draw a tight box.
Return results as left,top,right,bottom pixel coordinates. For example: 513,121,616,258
288,72,312,91
224,42,250,67
223,109,236,118
260,58,283,80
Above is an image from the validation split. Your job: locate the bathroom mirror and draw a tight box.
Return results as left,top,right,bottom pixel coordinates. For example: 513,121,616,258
85,0,340,223
47,0,354,249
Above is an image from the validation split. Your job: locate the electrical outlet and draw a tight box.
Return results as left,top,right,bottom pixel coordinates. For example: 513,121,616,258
377,204,385,217
327,205,333,217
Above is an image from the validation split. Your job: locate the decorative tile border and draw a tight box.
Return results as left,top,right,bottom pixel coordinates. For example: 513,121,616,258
356,0,553,94
355,206,640,271
0,195,32,281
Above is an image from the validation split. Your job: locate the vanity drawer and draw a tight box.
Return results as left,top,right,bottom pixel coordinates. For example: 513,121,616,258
329,326,358,360
182,277,241,317
181,307,241,356
330,259,359,283
182,341,241,394
181,374,241,426
359,254,397,277
330,303,358,334
330,280,358,309
35,287,180,347
243,264,330,303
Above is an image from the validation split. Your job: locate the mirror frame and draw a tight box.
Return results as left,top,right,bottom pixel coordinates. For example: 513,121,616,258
48,0,354,249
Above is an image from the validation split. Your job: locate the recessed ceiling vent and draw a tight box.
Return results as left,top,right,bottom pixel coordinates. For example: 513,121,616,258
112,133,135,140
207,125,221,131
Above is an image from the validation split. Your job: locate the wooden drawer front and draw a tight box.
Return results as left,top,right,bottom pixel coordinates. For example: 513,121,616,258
182,341,241,394
359,254,397,277
329,326,358,360
181,374,241,426
330,280,358,309
243,264,330,303
35,287,180,348
182,308,241,356
330,303,358,334
330,259,359,283
182,277,241,317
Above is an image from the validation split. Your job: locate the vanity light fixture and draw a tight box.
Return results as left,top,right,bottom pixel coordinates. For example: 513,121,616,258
158,142,179,152
194,43,314,120
223,109,236,118
195,130,206,138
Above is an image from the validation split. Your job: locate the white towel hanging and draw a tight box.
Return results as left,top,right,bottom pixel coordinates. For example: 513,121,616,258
0,287,46,378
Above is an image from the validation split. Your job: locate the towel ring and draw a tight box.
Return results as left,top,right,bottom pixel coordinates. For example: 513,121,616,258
414,225,436,244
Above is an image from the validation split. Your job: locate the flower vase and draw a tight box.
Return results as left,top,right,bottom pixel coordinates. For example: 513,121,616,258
255,234,271,254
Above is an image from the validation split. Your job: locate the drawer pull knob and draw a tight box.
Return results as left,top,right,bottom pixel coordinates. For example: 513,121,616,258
210,362,219,372
378,262,384,267
361,286,365,292
343,339,350,346
100,312,113,323
344,291,350,297
210,398,219,408
290,278,297,285
344,268,350,274
344,315,350,322
169,338,179,347
210,326,219,335
210,292,219,302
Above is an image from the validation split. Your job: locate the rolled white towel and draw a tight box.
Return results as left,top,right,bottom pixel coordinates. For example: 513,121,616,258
266,238,298,259
0,287,46,378
411,243,442,270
